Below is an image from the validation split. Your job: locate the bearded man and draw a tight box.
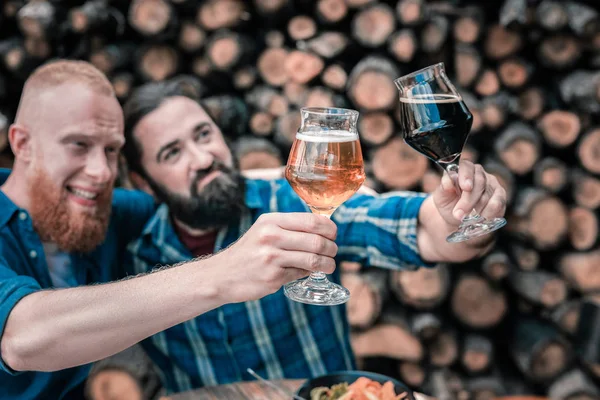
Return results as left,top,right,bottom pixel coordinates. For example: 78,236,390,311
0,60,343,399
120,78,508,394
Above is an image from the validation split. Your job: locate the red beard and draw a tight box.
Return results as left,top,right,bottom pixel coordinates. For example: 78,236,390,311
28,168,113,253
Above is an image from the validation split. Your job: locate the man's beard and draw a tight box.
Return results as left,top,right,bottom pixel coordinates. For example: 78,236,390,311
146,160,247,230
28,168,113,253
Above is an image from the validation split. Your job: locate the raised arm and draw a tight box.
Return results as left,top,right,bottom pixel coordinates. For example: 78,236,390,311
0,213,337,373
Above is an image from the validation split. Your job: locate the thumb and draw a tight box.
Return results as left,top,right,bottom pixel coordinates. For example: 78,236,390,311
433,171,459,209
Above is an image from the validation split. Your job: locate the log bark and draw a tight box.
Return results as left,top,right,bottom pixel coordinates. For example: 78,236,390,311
495,122,541,176
559,249,600,294
568,206,599,251
510,244,539,272
548,369,600,400
535,1,568,32
91,43,136,75
500,0,528,27
351,3,396,48
245,85,288,117
358,112,394,147
410,313,441,341
461,334,493,375
420,15,449,54
571,169,600,210
347,56,399,112
430,330,459,368
481,92,516,131
307,32,349,59
511,317,571,382
517,87,546,121
559,70,600,114
343,269,390,330
507,187,568,250
539,35,582,70
371,137,428,190
577,128,600,175
391,264,450,310
274,110,301,148
234,136,282,171
533,157,568,194
508,270,568,309
482,251,511,282
451,274,507,329
565,2,600,38
202,95,248,138
544,300,581,336
17,0,55,39
69,1,125,37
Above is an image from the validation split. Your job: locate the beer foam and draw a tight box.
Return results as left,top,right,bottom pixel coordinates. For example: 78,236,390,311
296,130,359,143
400,93,462,104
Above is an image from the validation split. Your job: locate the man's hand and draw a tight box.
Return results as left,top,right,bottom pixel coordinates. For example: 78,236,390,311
432,160,507,226
211,213,338,303
418,160,507,263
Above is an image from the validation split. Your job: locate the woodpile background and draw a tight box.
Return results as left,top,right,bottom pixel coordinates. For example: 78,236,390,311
1,0,600,399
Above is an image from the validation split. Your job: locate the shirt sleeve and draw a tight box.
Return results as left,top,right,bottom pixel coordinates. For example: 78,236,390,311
111,189,157,248
332,190,436,271
0,255,42,375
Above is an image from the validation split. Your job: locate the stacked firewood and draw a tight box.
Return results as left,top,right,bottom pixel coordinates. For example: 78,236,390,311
1,1,599,399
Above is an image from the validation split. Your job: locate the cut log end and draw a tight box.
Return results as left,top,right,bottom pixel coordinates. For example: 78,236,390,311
388,30,417,63
451,275,507,328
518,87,545,121
578,129,600,175
358,112,394,146
572,171,600,210
129,0,171,36
321,64,347,91
485,25,522,60
568,207,599,251
531,342,569,380
288,15,317,41
560,250,600,294
197,0,245,31
398,362,426,388
284,51,324,84
391,265,449,309
179,22,206,53
454,15,481,44
475,69,500,97
258,48,288,87
317,0,348,24
87,370,143,400
430,332,458,367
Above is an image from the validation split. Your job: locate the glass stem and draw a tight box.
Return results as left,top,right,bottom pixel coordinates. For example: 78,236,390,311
308,210,334,281
445,163,480,220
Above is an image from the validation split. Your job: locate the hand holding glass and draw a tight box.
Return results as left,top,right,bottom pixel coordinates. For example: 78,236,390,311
395,63,506,243
284,107,365,306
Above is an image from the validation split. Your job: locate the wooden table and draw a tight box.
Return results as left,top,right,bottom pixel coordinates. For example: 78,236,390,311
165,379,304,400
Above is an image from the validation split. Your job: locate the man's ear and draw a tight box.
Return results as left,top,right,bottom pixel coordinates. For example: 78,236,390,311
129,171,154,196
8,124,32,162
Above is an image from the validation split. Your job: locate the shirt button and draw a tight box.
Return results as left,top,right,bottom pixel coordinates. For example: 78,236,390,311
29,250,37,259
19,212,27,220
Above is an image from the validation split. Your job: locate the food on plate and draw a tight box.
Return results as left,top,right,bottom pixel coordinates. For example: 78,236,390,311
310,377,408,400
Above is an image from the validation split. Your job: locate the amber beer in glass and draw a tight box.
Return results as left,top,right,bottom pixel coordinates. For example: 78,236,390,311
284,107,365,306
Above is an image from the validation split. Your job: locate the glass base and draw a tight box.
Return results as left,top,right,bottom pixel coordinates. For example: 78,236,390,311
446,215,507,243
283,275,350,306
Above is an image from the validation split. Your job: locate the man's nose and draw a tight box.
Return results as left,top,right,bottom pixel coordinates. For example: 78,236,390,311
188,145,214,173
85,150,112,184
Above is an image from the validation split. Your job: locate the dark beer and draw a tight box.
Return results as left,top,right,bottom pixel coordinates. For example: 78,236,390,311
400,94,473,165
286,131,365,216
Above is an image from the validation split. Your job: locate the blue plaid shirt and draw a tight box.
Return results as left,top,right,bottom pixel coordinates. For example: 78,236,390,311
125,178,431,393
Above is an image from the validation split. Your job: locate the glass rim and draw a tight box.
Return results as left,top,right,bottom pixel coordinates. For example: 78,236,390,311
394,62,445,85
300,107,359,117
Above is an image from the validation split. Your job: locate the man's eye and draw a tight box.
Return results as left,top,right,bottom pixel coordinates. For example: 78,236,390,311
195,130,210,141
164,148,180,161
72,141,88,149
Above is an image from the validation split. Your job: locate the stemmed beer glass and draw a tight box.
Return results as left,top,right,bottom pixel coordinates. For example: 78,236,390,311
284,107,366,305
395,63,506,243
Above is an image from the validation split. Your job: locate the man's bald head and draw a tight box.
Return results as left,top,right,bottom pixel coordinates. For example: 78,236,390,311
15,59,115,128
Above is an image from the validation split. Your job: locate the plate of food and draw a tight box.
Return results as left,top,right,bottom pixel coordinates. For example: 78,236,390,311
296,370,415,400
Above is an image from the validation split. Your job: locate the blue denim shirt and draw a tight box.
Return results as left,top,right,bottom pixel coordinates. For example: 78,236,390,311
0,169,155,399
126,178,433,393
